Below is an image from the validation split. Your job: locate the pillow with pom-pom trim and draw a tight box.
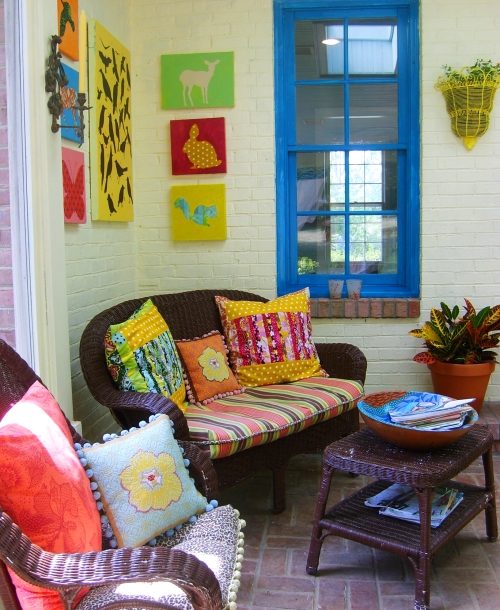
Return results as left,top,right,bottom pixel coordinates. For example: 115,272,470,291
175,331,244,406
81,414,207,548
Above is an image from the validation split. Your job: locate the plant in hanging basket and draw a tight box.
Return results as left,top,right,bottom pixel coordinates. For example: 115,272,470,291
435,59,500,150
409,299,500,365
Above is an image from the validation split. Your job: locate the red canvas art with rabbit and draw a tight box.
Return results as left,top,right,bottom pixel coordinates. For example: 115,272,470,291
170,117,226,175
62,147,86,223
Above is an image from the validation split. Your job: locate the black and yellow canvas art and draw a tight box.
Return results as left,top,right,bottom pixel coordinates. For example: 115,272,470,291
88,20,133,221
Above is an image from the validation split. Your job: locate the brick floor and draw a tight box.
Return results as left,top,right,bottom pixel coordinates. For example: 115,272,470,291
220,440,500,610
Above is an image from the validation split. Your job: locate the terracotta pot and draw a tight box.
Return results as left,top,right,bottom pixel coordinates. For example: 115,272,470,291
427,360,495,413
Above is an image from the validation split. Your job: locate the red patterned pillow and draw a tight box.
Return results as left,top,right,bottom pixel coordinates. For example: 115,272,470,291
175,331,244,405
215,289,326,387
0,381,102,610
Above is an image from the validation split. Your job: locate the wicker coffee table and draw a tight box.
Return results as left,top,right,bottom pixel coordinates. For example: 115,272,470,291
306,425,497,610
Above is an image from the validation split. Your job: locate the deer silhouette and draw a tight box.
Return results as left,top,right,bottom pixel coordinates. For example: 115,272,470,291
179,59,220,106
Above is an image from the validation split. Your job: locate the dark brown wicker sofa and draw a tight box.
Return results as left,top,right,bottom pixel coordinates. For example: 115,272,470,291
80,289,367,513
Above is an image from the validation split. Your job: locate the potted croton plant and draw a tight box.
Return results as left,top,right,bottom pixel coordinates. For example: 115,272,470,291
409,299,500,412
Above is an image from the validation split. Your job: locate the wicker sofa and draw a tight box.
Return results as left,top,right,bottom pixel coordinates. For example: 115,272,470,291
80,289,368,513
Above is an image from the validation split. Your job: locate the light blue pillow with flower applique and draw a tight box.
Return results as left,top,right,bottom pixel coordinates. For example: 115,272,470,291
80,414,209,548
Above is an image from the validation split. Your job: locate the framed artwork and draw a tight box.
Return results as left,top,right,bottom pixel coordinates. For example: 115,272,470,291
88,20,133,221
170,117,226,175
58,0,79,60
171,184,226,241
62,147,86,223
161,52,234,109
60,64,81,143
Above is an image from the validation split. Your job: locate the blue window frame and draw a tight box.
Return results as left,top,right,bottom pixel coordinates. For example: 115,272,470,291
274,0,420,298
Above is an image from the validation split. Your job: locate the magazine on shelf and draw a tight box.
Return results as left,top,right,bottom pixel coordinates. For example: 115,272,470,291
365,483,464,528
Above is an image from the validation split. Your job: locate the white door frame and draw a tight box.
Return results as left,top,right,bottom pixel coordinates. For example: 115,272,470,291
5,0,73,417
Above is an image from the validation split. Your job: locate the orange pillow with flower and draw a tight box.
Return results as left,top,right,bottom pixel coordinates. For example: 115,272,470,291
175,331,244,405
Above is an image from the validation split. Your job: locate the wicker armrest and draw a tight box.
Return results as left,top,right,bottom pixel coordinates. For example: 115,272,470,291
179,441,219,502
316,342,367,383
0,511,222,610
91,386,190,440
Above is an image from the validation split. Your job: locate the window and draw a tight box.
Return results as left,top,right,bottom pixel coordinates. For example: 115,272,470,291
274,0,420,298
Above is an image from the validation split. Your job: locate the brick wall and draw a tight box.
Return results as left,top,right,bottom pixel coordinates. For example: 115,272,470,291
0,0,14,348
65,1,135,440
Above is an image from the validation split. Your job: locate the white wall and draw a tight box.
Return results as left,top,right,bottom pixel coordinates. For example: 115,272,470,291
64,0,500,439
132,0,276,297
64,0,136,439
129,0,500,403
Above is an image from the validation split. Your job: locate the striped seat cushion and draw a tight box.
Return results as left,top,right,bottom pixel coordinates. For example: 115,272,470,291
185,377,363,459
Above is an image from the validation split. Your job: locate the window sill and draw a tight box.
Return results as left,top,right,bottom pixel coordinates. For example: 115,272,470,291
310,298,420,319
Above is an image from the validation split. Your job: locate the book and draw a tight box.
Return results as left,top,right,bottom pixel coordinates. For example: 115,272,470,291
365,483,464,528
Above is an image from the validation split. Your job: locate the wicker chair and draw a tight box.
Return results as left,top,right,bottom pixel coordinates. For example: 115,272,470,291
80,289,368,513
0,338,243,610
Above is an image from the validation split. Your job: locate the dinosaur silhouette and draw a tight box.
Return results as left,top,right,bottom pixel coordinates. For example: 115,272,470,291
174,197,217,227
59,0,75,37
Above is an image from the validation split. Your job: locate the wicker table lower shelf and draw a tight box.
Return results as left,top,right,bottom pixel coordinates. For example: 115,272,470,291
306,425,498,610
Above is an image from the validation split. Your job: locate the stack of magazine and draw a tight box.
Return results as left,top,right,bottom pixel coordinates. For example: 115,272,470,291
365,483,464,527
388,392,476,431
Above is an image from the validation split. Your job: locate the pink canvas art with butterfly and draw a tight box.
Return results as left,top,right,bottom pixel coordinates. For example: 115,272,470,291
62,147,86,223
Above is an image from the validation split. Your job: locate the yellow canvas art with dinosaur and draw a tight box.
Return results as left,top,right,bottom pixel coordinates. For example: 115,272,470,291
88,20,133,221
171,184,226,241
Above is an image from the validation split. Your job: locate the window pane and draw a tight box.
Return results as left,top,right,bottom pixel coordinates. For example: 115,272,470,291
296,85,344,145
349,83,398,144
329,151,345,210
295,20,344,80
350,215,397,275
298,216,345,275
347,19,398,76
297,152,346,216
349,150,398,211
348,150,398,211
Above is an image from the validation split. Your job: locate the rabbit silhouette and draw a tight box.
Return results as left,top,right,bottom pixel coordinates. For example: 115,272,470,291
182,124,222,169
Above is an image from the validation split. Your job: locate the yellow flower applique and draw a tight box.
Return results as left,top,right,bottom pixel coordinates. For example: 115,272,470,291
198,347,230,382
120,450,183,512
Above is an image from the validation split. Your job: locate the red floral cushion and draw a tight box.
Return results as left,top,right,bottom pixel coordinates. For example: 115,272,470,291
0,381,102,610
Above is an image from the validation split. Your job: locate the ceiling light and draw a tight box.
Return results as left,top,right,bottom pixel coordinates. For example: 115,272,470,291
322,38,340,46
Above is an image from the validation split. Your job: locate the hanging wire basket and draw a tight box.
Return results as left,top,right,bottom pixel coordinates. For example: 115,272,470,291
435,62,500,150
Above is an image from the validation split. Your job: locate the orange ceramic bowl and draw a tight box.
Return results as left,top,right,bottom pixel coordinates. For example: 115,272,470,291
358,391,478,451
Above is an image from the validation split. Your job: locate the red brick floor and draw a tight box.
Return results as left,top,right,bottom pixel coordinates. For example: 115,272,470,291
219,448,500,610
